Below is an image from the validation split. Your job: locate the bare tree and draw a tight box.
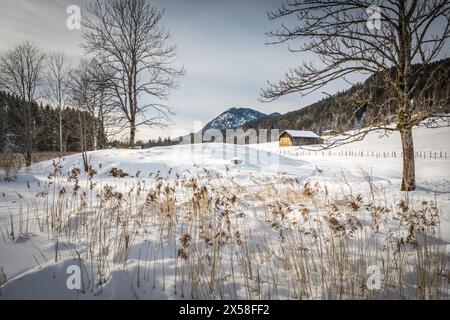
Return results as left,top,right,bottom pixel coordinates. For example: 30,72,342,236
45,52,72,156
69,61,91,171
84,59,119,149
69,59,114,171
0,41,46,166
69,61,98,171
261,0,450,191
82,0,184,147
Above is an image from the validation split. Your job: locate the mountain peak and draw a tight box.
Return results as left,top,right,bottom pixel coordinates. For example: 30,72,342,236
202,107,266,132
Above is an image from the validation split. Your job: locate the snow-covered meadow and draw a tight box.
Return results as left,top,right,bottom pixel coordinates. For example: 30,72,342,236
0,122,449,300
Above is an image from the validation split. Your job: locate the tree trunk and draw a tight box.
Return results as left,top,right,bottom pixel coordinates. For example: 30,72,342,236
79,112,89,172
25,137,32,167
59,110,63,156
400,129,416,191
129,121,136,147
24,101,32,167
93,119,98,150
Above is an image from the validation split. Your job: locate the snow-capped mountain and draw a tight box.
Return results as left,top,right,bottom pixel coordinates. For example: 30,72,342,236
202,107,268,131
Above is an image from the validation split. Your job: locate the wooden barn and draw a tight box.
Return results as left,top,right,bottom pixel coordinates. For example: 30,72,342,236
279,130,323,147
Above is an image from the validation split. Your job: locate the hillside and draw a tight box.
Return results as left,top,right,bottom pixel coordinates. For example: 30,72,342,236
240,58,450,134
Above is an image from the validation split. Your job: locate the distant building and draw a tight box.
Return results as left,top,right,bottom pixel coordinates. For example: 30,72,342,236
322,130,338,138
279,130,323,147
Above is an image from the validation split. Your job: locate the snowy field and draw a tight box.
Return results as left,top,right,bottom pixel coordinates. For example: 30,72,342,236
0,122,449,300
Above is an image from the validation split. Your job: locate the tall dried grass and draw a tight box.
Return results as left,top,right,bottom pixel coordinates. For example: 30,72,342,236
1,161,449,299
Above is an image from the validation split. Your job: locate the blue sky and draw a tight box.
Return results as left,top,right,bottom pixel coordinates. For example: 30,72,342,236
0,0,369,140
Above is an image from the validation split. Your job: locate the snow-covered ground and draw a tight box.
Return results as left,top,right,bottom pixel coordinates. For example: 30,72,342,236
0,122,449,299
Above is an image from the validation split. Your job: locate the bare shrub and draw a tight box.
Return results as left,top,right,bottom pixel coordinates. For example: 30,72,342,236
0,152,22,181
109,167,129,178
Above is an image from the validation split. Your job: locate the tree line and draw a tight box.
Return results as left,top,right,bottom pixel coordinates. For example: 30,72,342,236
106,137,180,149
0,90,102,154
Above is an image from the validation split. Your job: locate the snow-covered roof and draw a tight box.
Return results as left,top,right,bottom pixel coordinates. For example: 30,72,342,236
280,130,321,139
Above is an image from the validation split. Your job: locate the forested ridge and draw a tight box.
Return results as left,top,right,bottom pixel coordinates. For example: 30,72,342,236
241,58,450,134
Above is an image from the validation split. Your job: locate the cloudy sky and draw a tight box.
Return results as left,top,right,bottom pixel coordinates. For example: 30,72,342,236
0,0,373,140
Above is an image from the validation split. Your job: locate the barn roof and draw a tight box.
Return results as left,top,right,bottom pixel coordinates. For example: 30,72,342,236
280,130,321,139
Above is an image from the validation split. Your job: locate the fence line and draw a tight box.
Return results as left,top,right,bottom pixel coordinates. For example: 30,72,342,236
276,149,448,160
